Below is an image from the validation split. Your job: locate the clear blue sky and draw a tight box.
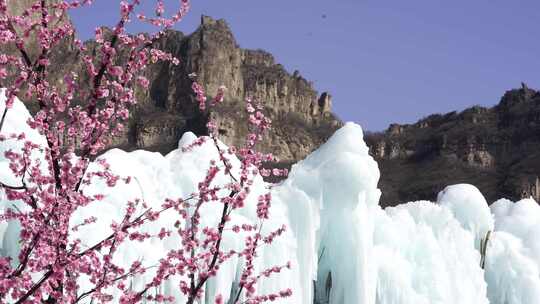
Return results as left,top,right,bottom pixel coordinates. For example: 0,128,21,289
70,0,540,131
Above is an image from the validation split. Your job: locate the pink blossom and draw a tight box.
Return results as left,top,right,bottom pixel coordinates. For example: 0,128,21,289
0,1,289,302
137,76,150,89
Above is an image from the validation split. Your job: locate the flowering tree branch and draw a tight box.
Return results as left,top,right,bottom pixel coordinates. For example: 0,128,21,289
0,1,292,303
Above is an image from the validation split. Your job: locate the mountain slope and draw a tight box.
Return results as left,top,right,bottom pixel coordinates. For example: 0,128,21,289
0,8,342,164
127,16,342,162
113,16,341,162
366,83,540,206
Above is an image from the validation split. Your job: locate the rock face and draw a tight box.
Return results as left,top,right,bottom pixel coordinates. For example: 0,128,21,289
3,8,342,163
127,15,342,161
365,84,540,206
5,0,66,60
132,17,339,162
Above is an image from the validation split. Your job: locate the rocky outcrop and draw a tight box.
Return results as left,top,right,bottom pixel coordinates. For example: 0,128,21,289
518,176,540,201
3,7,342,162
130,15,342,161
366,85,540,206
311,92,333,116
123,16,340,160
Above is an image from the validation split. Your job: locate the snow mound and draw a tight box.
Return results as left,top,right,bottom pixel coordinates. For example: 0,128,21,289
484,198,540,304
437,184,494,249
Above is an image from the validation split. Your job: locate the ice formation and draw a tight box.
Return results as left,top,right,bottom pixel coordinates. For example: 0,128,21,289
1,95,540,303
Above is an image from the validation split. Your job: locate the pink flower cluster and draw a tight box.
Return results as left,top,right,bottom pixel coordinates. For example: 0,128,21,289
0,0,292,303
176,82,292,303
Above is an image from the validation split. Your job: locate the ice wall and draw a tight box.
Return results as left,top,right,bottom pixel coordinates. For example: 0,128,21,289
1,95,540,303
282,124,488,304
280,123,381,304
484,198,540,304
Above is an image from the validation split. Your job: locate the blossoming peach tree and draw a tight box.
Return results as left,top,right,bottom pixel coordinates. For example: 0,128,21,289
0,0,291,303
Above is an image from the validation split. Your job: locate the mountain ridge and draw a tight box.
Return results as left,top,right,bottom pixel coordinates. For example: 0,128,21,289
365,82,540,206
0,10,343,164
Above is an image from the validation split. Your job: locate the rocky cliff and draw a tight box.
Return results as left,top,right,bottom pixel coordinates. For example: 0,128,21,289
1,8,342,163
366,83,540,206
126,16,341,161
